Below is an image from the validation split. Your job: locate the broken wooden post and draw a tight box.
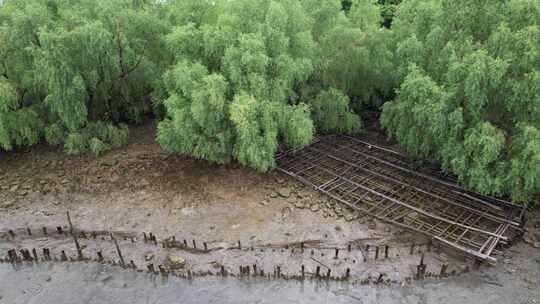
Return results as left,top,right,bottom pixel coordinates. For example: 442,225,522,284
97,251,104,262
110,232,126,268
375,246,379,259
66,212,83,260
143,232,148,242
42,227,47,235
204,242,208,251
32,248,38,262
220,265,226,276
27,227,32,236
345,268,351,280
326,269,331,280
238,240,241,249
19,249,29,261
301,265,305,279
183,239,188,246
61,250,68,261
130,260,136,269
8,230,15,238
158,265,167,276
416,253,426,280
334,248,339,259
385,245,389,259
147,264,155,273
192,240,197,249
348,244,352,252
7,249,15,263
301,242,304,253
439,263,448,277
57,226,63,234
6,249,12,263
276,266,281,278
316,266,320,277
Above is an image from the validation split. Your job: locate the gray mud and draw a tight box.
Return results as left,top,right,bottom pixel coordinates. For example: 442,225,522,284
0,247,538,304
1,123,539,303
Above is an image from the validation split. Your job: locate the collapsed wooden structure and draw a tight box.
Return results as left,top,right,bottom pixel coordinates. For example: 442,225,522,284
277,135,525,263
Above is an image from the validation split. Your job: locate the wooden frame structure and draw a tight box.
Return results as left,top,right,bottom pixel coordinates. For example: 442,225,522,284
277,135,525,263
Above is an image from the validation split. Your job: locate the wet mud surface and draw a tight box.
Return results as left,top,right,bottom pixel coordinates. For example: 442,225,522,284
0,247,538,304
1,122,539,303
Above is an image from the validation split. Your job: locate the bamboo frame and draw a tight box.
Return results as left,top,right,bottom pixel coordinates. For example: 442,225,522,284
277,135,525,263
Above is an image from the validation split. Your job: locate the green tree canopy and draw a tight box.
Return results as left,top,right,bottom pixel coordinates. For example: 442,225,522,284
0,0,166,155
157,0,378,172
381,0,540,202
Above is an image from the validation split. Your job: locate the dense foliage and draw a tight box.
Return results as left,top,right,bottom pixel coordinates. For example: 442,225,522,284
381,0,540,202
156,0,387,171
0,0,166,155
1,0,539,202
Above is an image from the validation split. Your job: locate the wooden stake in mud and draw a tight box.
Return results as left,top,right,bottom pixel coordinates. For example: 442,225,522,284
147,264,155,274
57,226,63,234
42,227,47,236
416,253,426,280
439,263,448,277
301,242,304,253
345,268,350,279
61,250,68,261
375,246,379,260
238,240,241,249
110,232,126,268
316,266,320,277
326,269,331,280
158,265,167,276
8,230,15,238
301,265,305,279
97,251,104,262
143,232,148,242
7,249,16,263
204,242,208,251
66,211,83,260
27,227,32,236
220,265,226,276
348,244,352,252
32,248,38,262
192,240,197,249
334,248,339,259
385,245,389,259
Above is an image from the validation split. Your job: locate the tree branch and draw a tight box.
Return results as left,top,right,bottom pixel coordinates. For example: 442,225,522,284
119,42,147,80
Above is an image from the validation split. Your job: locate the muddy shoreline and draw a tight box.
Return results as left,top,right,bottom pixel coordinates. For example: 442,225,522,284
1,123,539,303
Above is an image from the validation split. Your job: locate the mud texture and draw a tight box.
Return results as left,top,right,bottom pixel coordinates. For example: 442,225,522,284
0,122,539,303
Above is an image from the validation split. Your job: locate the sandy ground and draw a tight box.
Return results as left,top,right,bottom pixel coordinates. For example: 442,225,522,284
0,122,539,302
